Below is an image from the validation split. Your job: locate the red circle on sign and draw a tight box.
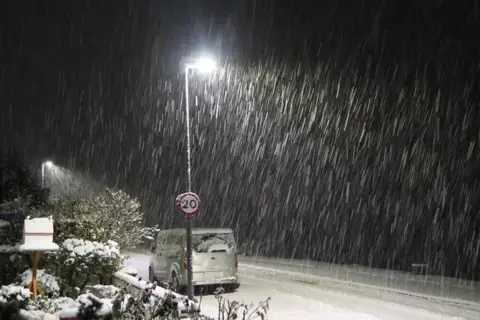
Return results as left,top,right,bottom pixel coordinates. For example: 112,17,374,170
176,192,201,216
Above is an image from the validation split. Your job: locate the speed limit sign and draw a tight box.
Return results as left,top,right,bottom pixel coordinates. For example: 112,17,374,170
176,192,201,216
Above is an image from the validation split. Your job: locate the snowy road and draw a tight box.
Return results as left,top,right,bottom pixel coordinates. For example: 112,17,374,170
125,252,479,319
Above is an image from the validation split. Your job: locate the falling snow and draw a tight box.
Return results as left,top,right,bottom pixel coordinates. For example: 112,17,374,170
1,0,480,310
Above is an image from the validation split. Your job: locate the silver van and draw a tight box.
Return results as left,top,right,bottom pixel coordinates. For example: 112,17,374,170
149,228,240,292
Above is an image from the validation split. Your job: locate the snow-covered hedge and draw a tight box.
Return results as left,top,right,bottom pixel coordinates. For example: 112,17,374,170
0,284,31,308
1,274,73,315
59,285,270,320
32,188,148,249
0,279,270,320
47,238,124,297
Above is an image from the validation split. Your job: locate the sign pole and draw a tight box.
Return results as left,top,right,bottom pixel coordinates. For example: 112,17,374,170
176,192,201,300
184,67,194,300
186,216,193,299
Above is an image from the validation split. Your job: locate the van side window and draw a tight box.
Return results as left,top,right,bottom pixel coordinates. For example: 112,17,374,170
155,234,165,254
165,234,184,247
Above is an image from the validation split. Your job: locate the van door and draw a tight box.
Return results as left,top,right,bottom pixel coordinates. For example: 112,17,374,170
153,232,168,280
163,232,184,276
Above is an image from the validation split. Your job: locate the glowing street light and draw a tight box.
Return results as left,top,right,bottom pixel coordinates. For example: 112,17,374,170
182,56,217,300
185,57,216,74
41,160,55,189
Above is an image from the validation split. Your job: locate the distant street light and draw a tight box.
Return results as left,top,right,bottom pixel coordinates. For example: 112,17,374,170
41,161,54,189
182,56,217,300
185,57,216,74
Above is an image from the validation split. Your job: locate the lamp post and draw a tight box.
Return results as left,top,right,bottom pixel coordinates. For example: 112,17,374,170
182,57,216,300
41,161,54,189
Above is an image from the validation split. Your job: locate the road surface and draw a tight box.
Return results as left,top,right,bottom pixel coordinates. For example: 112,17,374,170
125,252,477,319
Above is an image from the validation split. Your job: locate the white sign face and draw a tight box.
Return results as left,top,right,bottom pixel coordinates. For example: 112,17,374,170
176,192,201,216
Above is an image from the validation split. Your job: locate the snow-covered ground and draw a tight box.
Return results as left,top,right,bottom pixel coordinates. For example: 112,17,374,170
124,252,480,320
240,256,479,302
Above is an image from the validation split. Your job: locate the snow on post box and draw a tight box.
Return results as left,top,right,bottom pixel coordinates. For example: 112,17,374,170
18,216,59,251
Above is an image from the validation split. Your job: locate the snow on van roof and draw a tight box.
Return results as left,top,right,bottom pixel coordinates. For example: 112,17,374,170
193,228,233,234
163,228,233,234
0,219,10,227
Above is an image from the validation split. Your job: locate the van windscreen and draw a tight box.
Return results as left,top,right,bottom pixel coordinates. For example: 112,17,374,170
192,233,235,253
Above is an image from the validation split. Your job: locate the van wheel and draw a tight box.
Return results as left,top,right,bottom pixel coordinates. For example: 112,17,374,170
148,268,156,283
171,272,180,293
223,283,240,292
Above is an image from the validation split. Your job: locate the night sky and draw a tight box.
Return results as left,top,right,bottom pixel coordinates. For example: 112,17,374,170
2,1,480,279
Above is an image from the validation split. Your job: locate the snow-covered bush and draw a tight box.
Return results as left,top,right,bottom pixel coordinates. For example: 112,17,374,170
0,278,73,318
52,282,271,320
0,285,31,308
29,296,75,315
56,293,115,320
211,287,270,320
33,188,148,249
143,225,161,240
140,225,161,249
73,285,270,320
70,287,189,320
84,285,120,299
15,269,60,296
46,239,124,297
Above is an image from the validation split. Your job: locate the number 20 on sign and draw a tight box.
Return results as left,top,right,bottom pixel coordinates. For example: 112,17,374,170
176,192,201,216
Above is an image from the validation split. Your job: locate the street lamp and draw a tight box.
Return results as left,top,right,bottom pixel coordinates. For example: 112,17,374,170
182,56,216,299
41,161,54,189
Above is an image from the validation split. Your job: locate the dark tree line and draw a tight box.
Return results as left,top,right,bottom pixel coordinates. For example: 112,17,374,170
0,150,48,207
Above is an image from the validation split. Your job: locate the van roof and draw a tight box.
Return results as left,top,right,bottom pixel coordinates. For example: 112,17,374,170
0,220,10,227
163,228,233,235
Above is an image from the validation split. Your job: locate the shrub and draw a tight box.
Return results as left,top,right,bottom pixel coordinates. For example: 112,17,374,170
46,239,123,297
84,285,120,299
29,296,76,315
139,225,161,250
15,269,60,296
33,188,147,249
72,285,270,320
212,287,270,320
0,285,31,309
0,252,29,287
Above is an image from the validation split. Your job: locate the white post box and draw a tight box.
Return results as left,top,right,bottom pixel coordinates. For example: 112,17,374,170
17,216,59,252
